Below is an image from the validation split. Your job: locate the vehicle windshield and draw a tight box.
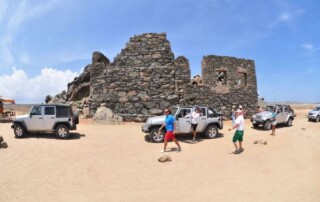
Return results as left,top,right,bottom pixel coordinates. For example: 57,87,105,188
265,105,276,112
172,106,178,116
313,106,320,111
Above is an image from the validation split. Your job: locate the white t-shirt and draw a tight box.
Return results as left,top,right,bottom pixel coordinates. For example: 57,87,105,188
235,115,244,131
191,111,200,124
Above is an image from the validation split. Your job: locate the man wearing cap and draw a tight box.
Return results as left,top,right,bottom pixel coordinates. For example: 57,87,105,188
228,109,245,154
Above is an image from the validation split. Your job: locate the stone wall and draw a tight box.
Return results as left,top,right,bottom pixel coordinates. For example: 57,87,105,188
66,33,258,121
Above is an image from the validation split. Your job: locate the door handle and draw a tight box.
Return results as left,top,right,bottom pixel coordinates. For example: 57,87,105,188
186,121,191,124
39,117,43,119
51,117,55,119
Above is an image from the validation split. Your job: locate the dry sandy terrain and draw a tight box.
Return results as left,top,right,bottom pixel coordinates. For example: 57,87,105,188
0,105,319,202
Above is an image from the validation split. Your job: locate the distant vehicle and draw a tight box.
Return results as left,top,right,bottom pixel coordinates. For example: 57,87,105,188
141,106,223,143
11,104,79,139
308,106,320,122
251,104,294,130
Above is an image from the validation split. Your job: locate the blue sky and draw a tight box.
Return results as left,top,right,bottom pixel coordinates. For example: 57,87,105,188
0,0,319,104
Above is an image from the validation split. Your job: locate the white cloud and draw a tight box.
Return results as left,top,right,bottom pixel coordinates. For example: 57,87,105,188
302,43,314,51
0,67,79,103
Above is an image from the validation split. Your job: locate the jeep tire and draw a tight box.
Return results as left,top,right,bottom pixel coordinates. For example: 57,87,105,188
55,124,70,139
286,118,293,127
205,125,218,139
264,120,271,130
14,124,26,138
316,116,320,122
149,128,165,143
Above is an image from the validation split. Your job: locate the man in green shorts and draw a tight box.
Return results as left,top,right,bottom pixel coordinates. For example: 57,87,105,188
228,109,244,154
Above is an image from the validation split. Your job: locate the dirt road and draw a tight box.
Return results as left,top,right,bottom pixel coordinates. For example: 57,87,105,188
0,106,319,202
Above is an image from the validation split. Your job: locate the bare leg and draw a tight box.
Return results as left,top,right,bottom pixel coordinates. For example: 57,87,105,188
233,142,238,150
173,138,181,150
192,130,196,141
163,140,168,152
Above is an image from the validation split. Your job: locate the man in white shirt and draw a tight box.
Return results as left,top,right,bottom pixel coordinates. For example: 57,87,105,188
228,109,245,154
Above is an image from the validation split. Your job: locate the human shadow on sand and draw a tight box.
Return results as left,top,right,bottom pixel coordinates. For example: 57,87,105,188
144,133,224,144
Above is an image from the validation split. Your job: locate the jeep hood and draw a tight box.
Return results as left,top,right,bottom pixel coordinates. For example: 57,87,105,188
146,115,166,124
15,114,29,120
254,111,272,117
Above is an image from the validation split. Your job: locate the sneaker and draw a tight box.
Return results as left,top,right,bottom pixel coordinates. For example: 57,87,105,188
160,149,165,153
233,149,240,154
177,147,182,152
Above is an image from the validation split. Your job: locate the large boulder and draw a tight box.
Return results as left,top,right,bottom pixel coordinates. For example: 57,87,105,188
93,107,123,125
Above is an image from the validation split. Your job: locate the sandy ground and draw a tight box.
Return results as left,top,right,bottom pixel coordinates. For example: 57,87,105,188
0,105,320,202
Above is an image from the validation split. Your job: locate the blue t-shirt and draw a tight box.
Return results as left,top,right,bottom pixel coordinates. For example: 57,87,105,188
165,114,175,131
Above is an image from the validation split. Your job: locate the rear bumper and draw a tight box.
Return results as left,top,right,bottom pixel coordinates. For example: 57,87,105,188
141,124,150,133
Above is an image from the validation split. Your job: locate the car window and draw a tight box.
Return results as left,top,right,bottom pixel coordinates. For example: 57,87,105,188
31,106,42,115
45,106,55,115
177,108,191,118
199,107,206,116
56,106,71,118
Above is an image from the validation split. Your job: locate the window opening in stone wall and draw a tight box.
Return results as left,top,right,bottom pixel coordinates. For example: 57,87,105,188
238,73,247,87
216,71,227,85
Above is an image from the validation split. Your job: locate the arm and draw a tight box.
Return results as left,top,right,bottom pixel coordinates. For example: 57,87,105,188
228,123,239,131
159,123,165,131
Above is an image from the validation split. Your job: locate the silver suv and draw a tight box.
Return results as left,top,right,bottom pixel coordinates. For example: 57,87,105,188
308,106,320,122
141,106,223,143
251,105,294,130
11,104,79,139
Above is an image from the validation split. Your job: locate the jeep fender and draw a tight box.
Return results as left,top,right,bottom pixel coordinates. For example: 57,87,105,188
53,122,71,130
286,116,294,122
12,120,28,131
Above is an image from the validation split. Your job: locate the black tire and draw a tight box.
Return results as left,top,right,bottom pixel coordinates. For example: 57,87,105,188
55,124,70,139
264,120,271,130
253,123,259,128
286,118,293,127
205,125,218,139
149,128,165,143
308,118,312,122
14,124,26,138
316,116,320,123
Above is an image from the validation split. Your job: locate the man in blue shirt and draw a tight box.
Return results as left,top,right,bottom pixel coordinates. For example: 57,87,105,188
159,108,182,153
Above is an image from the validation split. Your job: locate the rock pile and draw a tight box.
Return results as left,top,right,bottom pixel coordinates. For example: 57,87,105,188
0,136,8,149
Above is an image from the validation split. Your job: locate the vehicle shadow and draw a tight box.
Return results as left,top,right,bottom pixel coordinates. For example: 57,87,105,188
19,132,86,140
251,123,292,131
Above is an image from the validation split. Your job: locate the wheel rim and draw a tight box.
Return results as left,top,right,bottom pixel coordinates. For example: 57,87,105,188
57,127,67,137
288,119,292,126
152,131,164,142
207,127,217,138
266,122,271,130
316,117,320,122
15,127,23,136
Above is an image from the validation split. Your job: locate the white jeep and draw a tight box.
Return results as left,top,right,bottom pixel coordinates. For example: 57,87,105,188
251,104,294,130
308,106,320,122
11,104,79,139
141,106,223,143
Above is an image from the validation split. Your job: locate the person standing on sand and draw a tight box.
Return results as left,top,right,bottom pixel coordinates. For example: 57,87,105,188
159,108,182,153
228,109,245,154
191,107,201,142
270,108,277,136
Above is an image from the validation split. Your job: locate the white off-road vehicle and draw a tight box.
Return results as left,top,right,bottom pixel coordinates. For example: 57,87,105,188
251,105,294,130
141,106,223,143
11,104,79,139
308,106,320,122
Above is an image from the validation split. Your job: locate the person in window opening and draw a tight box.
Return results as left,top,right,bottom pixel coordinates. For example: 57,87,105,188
217,71,225,84
191,107,201,142
159,108,182,153
270,108,277,136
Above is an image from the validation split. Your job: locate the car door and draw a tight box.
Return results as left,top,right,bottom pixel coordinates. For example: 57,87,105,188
196,107,207,132
276,106,286,123
175,108,192,133
43,106,56,130
27,106,44,131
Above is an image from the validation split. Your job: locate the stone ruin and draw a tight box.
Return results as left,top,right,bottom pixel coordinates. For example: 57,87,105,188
64,32,258,122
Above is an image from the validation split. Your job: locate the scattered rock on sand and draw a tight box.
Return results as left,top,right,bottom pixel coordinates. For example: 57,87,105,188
158,155,172,163
0,135,8,149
